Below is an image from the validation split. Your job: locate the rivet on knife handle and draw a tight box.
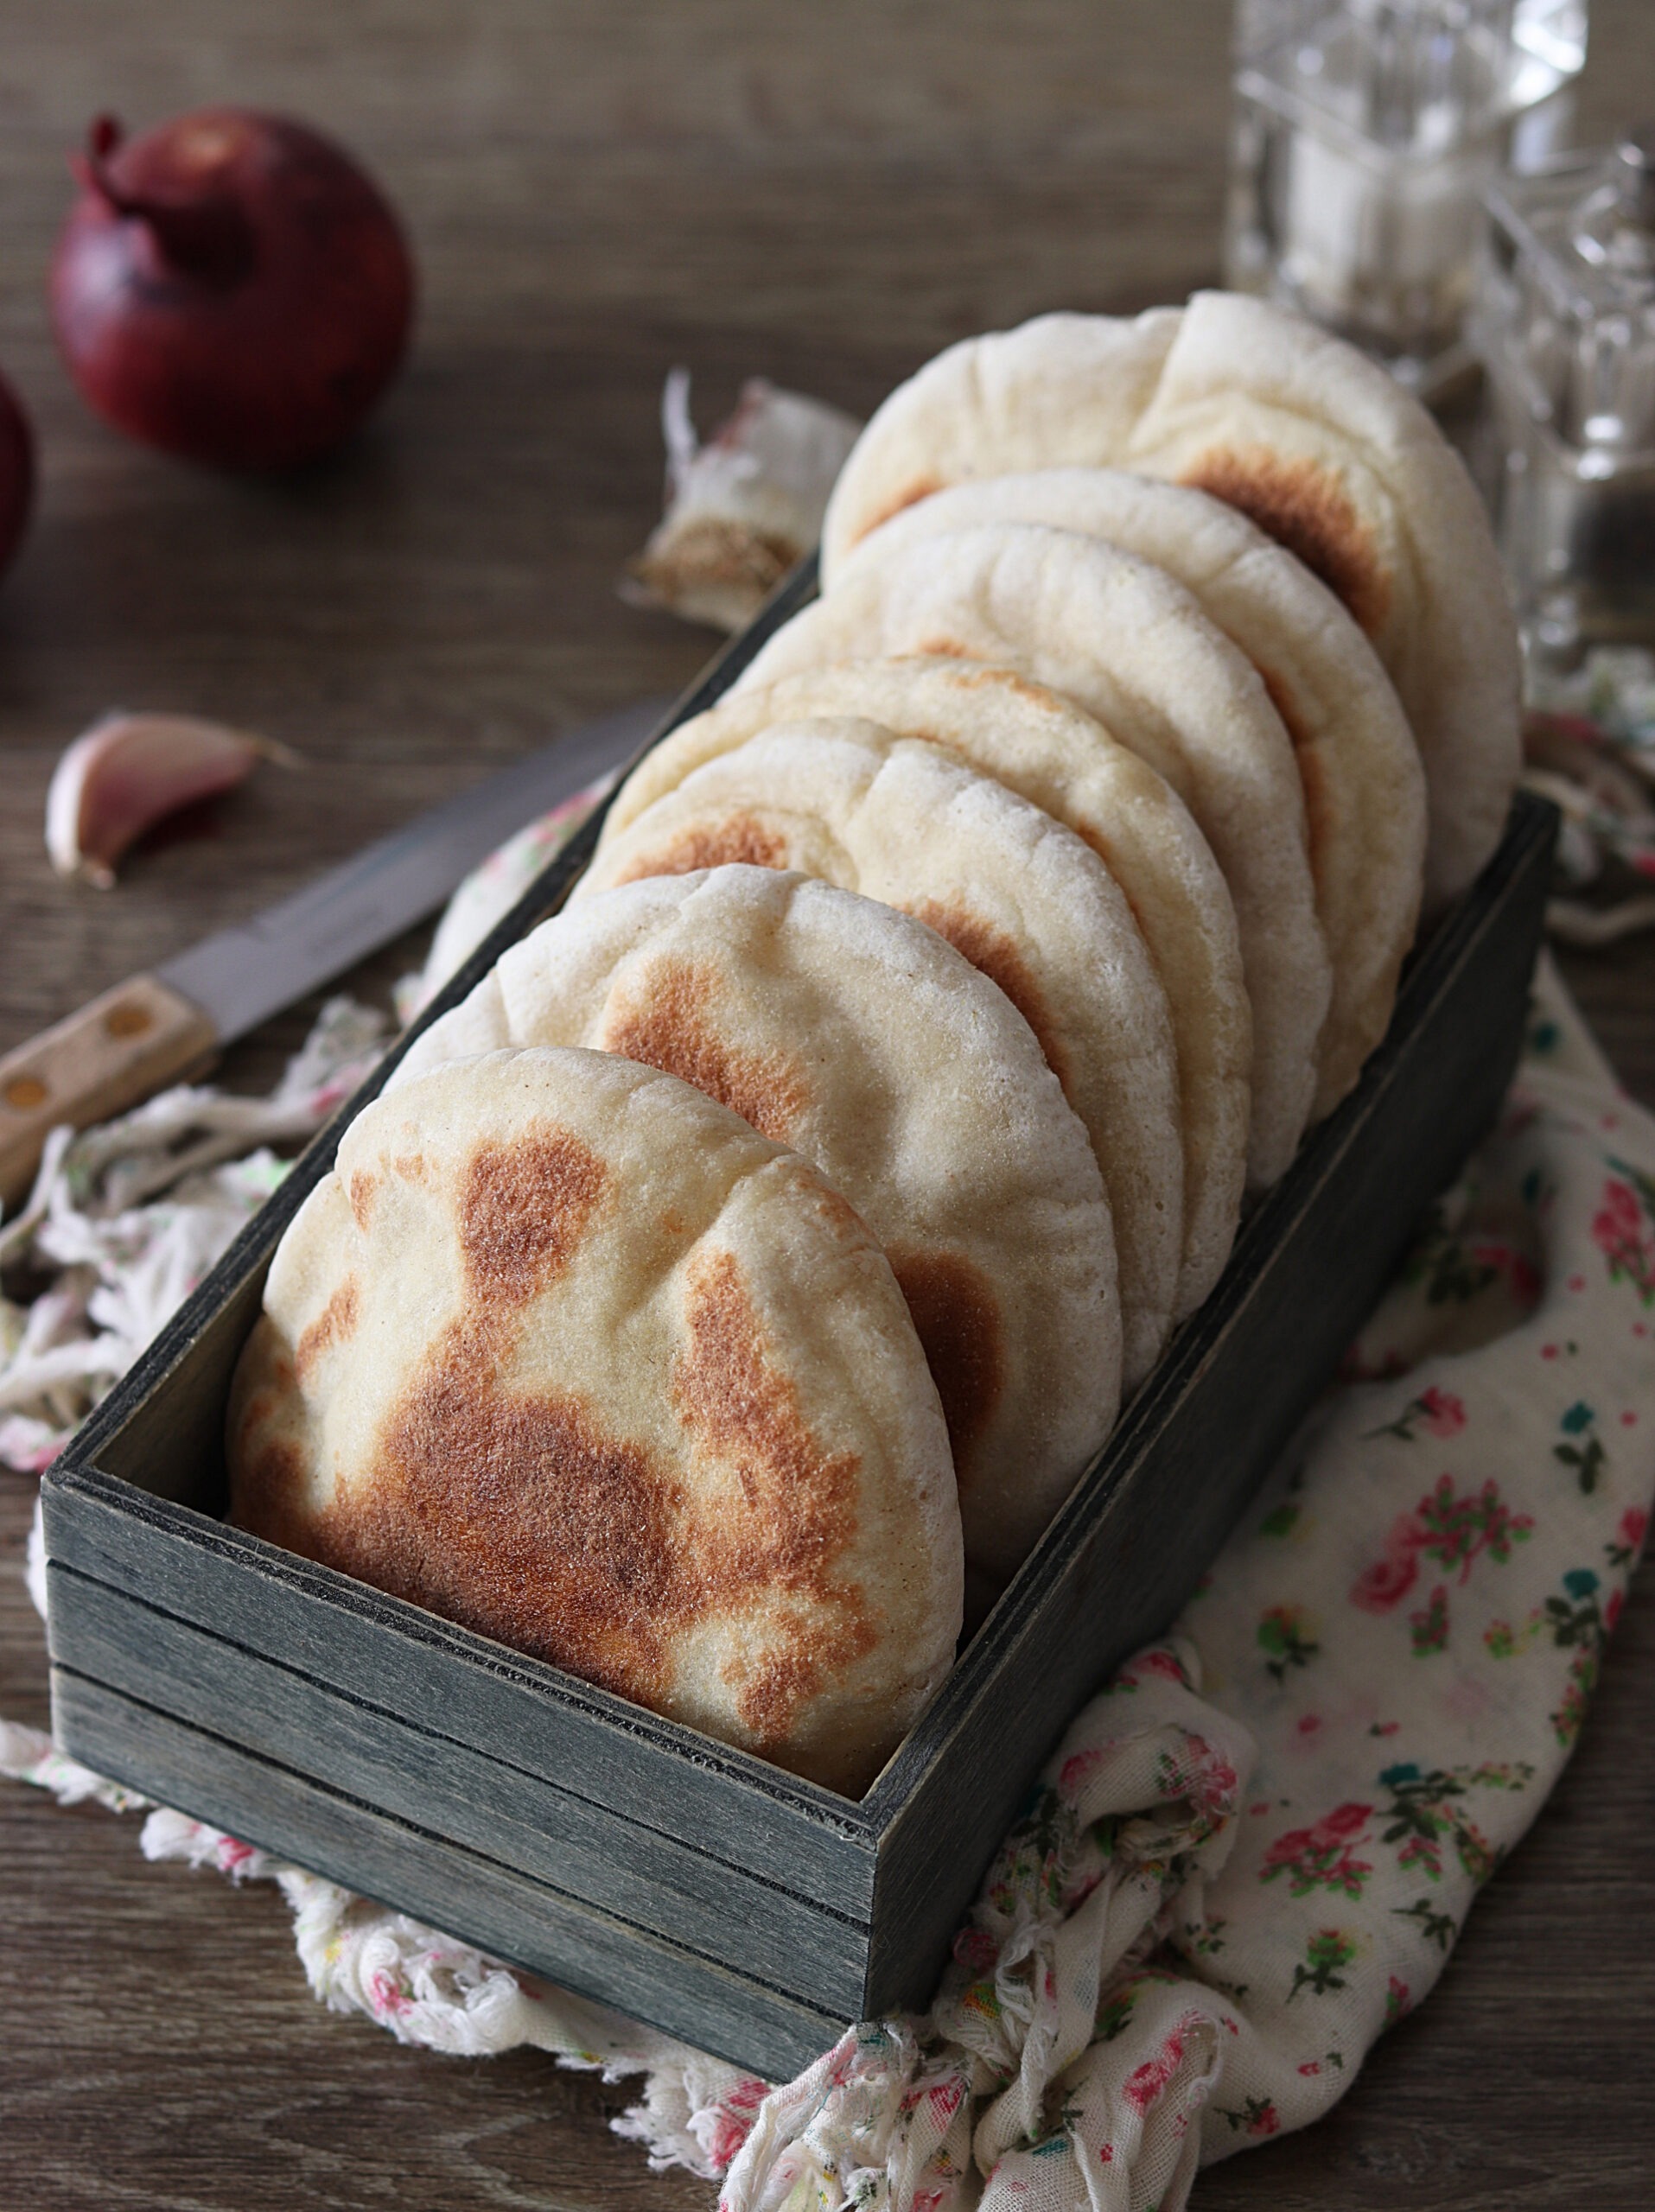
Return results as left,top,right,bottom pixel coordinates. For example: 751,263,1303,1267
0,977,219,1211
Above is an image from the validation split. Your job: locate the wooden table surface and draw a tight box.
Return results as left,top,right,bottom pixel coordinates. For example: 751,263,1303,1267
3,5,1652,2205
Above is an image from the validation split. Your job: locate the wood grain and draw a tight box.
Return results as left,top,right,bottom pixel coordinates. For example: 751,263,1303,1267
3,1,1655,2205
0,975,219,1206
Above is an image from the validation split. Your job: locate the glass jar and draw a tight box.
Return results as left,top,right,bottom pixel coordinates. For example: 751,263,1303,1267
1226,2,1587,397
1476,127,1655,658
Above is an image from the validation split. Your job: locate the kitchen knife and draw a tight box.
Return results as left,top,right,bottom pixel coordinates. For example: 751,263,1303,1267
0,696,668,1210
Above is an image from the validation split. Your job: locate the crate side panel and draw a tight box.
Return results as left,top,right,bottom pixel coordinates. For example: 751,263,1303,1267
860,797,1554,2013
51,1667,843,2082
92,1263,268,1512
41,1474,877,1916
49,1562,869,2013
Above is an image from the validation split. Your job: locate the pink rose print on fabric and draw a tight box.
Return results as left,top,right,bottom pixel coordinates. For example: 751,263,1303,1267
1217,2094,1281,2137
1374,1761,1530,1884
1365,1386,1467,1443
1260,1802,1374,1897
1288,1929,1359,2001
952,1925,998,1973
1409,1585,1450,1657
1123,2021,1194,2113
1185,1732,1242,1815
1352,1512,1424,1613
1059,1746,1105,1798
1608,1505,1649,1569
1419,1387,1467,1437
703,2077,768,2174
1593,1171,1655,1302
1352,1478,1533,1647
366,1969,411,2018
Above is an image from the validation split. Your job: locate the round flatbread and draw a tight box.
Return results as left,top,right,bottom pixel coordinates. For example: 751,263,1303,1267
227,1046,962,1798
831,468,1427,1114
576,718,1184,1389
595,660,1248,1318
819,293,1519,912
397,866,1121,1585
735,523,1329,1188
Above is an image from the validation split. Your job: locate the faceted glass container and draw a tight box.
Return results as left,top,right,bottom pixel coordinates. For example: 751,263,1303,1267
1476,130,1655,657
1226,2,1587,397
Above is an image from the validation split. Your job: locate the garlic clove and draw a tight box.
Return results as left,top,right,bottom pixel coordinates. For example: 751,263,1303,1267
45,711,301,887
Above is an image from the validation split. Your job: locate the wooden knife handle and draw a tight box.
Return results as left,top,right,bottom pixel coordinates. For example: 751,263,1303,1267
0,977,220,1213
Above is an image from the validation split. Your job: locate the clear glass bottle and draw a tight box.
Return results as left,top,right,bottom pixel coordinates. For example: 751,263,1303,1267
1476,126,1655,658
1226,2,1588,397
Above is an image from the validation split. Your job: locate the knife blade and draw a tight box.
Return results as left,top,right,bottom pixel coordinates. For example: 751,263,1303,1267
0,696,669,1211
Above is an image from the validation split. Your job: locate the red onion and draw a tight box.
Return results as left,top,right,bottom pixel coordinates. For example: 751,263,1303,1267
51,109,415,472
0,363,33,578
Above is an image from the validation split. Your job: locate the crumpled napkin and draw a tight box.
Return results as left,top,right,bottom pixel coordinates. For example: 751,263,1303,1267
0,996,388,1474
3,957,1651,2210
1524,645,1655,944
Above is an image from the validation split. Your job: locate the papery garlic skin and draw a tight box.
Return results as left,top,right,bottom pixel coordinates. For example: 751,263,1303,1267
624,372,860,631
45,711,297,887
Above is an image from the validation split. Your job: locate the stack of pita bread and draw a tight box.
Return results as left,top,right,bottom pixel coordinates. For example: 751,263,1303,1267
227,292,1522,1796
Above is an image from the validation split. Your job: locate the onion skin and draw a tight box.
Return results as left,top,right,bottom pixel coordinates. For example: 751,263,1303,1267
0,363,34,579
51,109,416,472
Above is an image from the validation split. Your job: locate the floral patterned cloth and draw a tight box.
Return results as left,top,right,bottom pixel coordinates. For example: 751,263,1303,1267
712,957,1655,2211
0,997,389,1474
3,952,1652,2211
1524,645,1655,945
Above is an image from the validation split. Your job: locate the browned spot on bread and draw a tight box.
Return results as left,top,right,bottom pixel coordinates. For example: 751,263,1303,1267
348,1173,378,1231
365,1339,683,1692
859,475,945,541
614,815,789,887
1181,448,1391,638
602,957,810,1145
907,898,1071,1092
947,664,1060,711
460,1128,608,1306
295,1276,360,1382
886,1246,1003,1482
239,1239,879,1773
911,636,983,662
807,1178,877,1247
672,1248,876,1739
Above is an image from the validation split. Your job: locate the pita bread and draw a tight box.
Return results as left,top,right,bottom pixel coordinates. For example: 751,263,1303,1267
735,524,1329,1188
595,661,1248,1318
397,866,1121,1585
576,718,1184,1388
820,293,1519,911
831,470,1427,1114
227,1046,961,1797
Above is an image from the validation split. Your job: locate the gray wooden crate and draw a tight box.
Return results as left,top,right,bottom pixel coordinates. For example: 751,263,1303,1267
40,559,1558,2075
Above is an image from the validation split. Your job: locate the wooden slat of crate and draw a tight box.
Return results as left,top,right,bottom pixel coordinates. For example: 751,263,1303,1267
48,1560,873,2012
857,790,1556,2011
51,1666,846,2078
44,1471,879,1921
